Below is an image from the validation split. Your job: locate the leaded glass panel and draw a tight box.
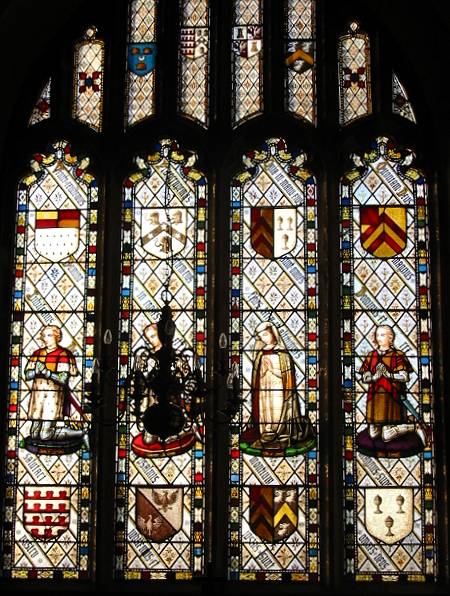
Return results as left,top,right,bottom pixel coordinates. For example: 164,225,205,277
338,21,372,126
125,0,157,127
72,26,104,132
285,0,316,124
393,73,416,124
178,0,210,127
232,0,263,127
228,138,319,581
29,79,51,127
1,141,98,579
340,137,436,580
115,140,207,579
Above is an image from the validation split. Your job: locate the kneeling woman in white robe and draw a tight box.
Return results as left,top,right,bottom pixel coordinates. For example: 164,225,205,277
241,321,314,449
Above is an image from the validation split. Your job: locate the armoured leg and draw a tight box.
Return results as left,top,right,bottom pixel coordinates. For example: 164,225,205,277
53,427,84,441
381,423,415,442
369,424,381,439
40,420,57,440
30,420,42,439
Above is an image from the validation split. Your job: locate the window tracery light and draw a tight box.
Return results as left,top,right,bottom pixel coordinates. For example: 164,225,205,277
72,26,105,132
338,21,372,126
178,0,210,127
125,0,158,127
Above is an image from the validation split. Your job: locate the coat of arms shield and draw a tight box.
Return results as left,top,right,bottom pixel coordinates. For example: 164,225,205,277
180,27,208,59
285,41,314,74
360,206,407,258
127,43,157,76
249,486,298,543
232,25,262,58
251,207,297,258
34,210,80,261
23,486,70,540
140,208,187,258
136,487,183,542
363,487,414,545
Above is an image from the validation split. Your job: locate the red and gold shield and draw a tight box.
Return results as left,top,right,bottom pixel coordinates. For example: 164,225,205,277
249,486,298,543
360,206,407,258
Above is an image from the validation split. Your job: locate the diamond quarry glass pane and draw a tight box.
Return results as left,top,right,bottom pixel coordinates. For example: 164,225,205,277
29,78,51,127
228,138,319,581
232,0,263,127
340,137,436,581
392,73,417,124
178,0,210,127
1,141,98,580
285,0,316,124
338,21,372,126
72,26,105,132
115,140,207,580
125,0,158,127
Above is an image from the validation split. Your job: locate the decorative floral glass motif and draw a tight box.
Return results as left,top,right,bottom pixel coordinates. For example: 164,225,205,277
2,141,98,579
29,79,51,127
285,0,316,124
392,73,416,124
72,26,105,132
228,138,319,581
178,0,209,127
232,0,263,127
338,21,372,126
115,139,207,579
340,137,436,580
125,0,157,127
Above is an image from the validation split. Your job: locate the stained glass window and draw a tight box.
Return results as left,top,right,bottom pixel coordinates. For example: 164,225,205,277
338,21,372,126
72,26,105,132
28,79,51,127
125,0,157,127
285,0,316,124
232,0,263,127
228,138,319,581
340,137,436,580
115,139,207,579
393,73,417,124
2,140,98,579
178,0,210,127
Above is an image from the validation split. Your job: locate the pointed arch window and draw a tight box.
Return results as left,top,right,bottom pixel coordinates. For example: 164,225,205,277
0,0,446,592
2,141,98,579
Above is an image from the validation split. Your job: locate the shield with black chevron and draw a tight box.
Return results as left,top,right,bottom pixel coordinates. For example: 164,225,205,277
360,206,407,258
251,207,297,258
249,486,298,543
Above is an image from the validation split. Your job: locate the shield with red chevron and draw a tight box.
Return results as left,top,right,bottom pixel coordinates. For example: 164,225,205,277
249,486,298,543
251,207,297,258
359,206,407,258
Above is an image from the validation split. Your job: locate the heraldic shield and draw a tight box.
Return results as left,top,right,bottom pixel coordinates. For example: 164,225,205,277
34,209,80,261
249,486,298,543
364,487,414,545
136,487,183,542
286,41,314,74
140,208,187,258
251,207,297,259
360,206,407,258
23,486,70,540
180,27,208,59
127,43,157,76
232,25,262,58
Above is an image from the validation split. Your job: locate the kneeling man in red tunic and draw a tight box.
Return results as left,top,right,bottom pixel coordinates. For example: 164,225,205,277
359,324,426,447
